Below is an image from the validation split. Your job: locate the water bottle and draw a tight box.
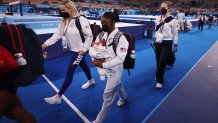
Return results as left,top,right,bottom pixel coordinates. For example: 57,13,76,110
14,53,27,66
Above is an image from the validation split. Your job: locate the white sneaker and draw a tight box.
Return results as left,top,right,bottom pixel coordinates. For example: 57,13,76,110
81,79,95,89
117,98,127,107
156,83,163,89
44,94,62,104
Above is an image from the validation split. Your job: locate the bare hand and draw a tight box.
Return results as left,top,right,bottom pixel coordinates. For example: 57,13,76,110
78,50,86,56
42,44,48,50
96,58,106,62
172,45,177,53
92,58,103,68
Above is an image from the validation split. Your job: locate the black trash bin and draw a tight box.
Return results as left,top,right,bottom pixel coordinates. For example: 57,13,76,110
146,18,154,39
147,28,153,39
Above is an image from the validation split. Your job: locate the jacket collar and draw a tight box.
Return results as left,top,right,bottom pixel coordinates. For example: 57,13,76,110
107,28,119,40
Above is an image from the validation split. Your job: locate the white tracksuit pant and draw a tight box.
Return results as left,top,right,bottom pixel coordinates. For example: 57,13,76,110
97,67,107,80
178,21,184,31
95,65,127,123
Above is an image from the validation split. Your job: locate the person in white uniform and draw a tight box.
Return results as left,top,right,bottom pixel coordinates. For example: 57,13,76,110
89,36,110,81
154,1,178,89
184,19,193,33
90,12,128,123
177,9,185,32
41,0,95,104
198,13,205,32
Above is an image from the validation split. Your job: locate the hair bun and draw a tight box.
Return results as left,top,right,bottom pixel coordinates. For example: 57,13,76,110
113,10,120,22
102,11,120,23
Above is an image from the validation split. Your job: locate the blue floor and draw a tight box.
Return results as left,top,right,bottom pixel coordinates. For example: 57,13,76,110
145,39,218,123
1,26,218,123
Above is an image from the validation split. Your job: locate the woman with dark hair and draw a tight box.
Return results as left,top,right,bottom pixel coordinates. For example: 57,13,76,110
198,13,205,32
90,12,128,123
0,41,36,123
0,82,36,123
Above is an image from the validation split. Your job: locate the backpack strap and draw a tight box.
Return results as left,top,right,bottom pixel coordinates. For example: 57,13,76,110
156,16,174,31
75,15,87,43
109,31,123,55
6,25,25,57
98,31,104,41
6,25,18,52
14,25,25,57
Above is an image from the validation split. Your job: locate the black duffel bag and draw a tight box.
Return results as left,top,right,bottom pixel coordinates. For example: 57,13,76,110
0,24,44,87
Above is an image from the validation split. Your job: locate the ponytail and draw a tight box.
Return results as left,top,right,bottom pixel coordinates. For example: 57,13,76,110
113,10,120,22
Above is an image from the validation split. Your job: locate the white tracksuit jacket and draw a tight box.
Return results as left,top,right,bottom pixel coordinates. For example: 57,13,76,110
44,16,93,53
155,15,179,45
90,28,129,70
89,28,129,123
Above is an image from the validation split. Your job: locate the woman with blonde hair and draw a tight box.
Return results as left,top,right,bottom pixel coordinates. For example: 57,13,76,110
42,0,95,104
154,1,178,89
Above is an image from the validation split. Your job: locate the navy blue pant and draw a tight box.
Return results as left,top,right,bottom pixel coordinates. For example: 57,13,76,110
58,51,92,95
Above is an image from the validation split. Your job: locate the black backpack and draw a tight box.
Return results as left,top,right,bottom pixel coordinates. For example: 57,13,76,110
75,15,88,43
75,15,102,42
0,24,44,87
99,31,135,75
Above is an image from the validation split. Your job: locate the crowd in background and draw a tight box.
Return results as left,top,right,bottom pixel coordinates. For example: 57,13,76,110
1,1,218,18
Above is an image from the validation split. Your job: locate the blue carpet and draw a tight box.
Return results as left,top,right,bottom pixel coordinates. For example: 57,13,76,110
145,37,218,123
1,26,218,123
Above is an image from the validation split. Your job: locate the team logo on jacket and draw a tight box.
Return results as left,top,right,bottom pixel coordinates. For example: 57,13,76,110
85,25,90,29
120,48,127,52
